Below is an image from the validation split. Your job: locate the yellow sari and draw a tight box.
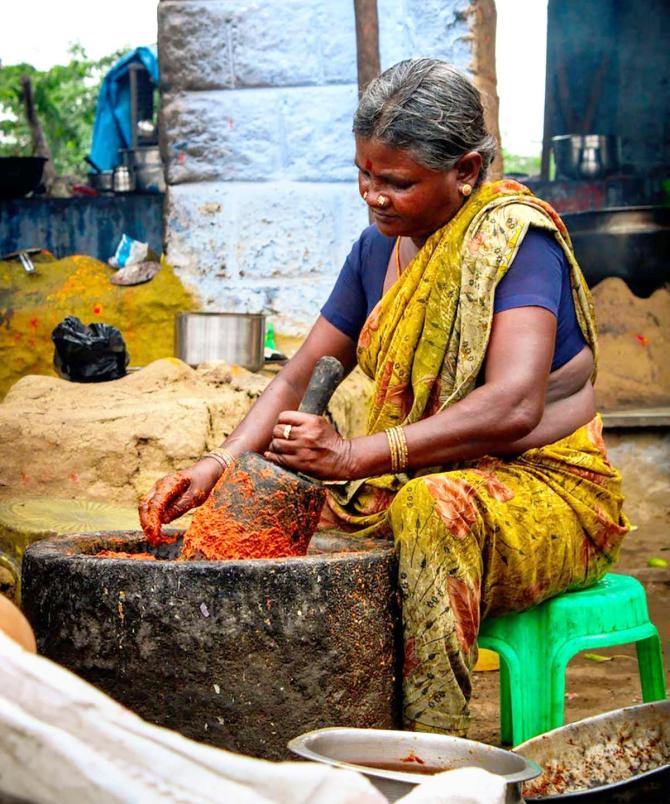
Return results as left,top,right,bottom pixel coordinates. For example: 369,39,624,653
323,180,629,734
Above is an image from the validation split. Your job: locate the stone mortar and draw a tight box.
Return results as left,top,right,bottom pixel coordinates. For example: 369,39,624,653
22,530,401,759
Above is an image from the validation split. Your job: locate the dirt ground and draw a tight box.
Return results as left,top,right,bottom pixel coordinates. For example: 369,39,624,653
469,518,670,746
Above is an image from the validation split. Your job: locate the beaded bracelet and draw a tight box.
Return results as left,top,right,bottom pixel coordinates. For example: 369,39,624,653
385,426,408,473
202,448,235,473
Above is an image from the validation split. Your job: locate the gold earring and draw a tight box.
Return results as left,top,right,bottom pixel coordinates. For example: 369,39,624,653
363,191,369,201
377,194,388,208
461,183,473,197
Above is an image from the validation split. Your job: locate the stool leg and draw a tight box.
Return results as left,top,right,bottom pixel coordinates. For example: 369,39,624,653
512,648,555,744
481,605,575,745
496,611,555,745
636,631,667,701
549,652,569,732
499,658,513,745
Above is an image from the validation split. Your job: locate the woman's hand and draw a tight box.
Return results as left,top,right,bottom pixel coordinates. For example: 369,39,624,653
264,412,355,480
138,458,223,545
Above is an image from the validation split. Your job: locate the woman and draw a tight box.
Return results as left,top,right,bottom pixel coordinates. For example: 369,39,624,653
140,59,629,736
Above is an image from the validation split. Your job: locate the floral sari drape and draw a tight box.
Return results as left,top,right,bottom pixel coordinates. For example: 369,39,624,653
322,180,629,734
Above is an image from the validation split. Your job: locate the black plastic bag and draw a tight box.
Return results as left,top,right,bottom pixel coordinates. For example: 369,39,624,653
51,315,130,382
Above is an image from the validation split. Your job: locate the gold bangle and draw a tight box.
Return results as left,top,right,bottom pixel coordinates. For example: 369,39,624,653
385,426,408,473
394,426,408,471
386,428,399,472
203,448,235,472
392,427,403,471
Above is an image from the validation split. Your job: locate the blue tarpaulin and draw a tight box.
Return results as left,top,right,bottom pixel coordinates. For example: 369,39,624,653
89,47,159,171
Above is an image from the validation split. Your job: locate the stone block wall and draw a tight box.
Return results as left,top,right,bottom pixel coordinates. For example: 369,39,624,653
159,0,480,332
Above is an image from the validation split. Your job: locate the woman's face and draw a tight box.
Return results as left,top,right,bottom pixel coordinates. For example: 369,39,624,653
355,136,481,241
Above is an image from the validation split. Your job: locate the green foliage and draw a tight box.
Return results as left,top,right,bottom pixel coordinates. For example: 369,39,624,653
503,149,542,178
0,44,126,179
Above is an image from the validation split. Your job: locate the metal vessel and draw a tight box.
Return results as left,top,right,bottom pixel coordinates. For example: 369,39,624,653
175,312,266,371
552,135,621,180
516,700,670,801
120,147,165,193
288,727,541,803
563,205,670,296
112,165,135,193
0,156,47,198
87,170,114,194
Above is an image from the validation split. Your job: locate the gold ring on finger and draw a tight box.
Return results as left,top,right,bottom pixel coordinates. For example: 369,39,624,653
283,424,292,440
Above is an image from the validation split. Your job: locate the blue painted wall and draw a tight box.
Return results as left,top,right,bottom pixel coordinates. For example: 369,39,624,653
0,195,164,262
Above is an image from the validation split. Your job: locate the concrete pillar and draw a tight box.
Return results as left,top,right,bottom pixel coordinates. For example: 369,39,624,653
159,0,499,333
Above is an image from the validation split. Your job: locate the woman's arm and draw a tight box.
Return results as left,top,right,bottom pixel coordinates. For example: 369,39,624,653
138,317,357,538
267,306,579,478
497,379,595,455
223,317,357,457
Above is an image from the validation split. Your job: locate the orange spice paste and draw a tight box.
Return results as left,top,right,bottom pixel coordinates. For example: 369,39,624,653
95,550,157,560
180,467,319,561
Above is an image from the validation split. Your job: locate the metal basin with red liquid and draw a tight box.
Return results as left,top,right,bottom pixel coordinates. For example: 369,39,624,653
21,529,401,760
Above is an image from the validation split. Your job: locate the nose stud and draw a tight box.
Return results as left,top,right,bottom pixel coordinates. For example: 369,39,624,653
376,195,388,208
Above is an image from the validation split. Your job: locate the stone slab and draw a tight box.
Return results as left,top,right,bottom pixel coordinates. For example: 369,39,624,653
602,408,670,429
162,90,283,184
158,1,233,92
165,181,368,330
159,0,360,89
282,85,359,182
163,85,359,184
0,496,139,602
318,1,357,83
403,0,474,69
230,0,323,87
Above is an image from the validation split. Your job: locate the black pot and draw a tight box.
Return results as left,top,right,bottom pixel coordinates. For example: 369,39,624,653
87,170,114,194
0,156,47,198
564,206,670,297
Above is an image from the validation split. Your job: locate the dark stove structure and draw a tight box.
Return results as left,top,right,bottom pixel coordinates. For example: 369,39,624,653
524,0,670,296
540,0,669,193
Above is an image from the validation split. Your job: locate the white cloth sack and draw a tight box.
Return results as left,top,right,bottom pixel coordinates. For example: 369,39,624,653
0,632,505,804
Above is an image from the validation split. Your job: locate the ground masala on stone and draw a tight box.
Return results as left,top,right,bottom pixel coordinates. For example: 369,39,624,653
95,550,157,560
135,458,324,561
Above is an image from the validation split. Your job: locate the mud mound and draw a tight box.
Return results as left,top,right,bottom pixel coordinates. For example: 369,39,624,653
0,359,371,508
593,278,670,410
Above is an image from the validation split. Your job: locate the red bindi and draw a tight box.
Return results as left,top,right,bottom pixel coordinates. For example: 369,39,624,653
365,159,373,171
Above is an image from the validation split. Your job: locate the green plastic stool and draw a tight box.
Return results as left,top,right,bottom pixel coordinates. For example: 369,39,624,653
478,573,667,746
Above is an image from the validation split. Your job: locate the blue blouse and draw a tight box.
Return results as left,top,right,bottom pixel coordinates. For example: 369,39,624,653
321,225,586,372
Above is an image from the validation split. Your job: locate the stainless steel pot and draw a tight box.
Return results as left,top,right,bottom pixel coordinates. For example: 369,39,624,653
120,147,165,193
288,727,541,803
552,134,621,180
175,312,266,371
87,170,114,194
112,165,135,193
562,205,670,297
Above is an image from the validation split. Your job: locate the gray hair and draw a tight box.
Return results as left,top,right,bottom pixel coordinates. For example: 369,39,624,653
353,58,497,185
